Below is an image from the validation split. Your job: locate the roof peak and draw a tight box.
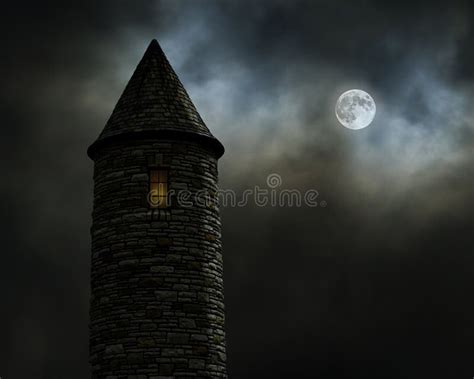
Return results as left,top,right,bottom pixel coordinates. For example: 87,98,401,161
88,39,222,157
143,39,163,57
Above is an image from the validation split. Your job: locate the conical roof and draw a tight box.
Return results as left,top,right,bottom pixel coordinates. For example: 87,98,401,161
88,39,223,158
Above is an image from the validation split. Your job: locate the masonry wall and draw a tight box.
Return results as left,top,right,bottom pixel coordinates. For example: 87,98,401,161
89,139,227,379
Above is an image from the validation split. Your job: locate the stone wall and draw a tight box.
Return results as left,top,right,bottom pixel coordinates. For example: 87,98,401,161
89,138,227,378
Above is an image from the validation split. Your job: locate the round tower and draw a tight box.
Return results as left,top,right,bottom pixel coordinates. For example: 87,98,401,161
87,40,227,378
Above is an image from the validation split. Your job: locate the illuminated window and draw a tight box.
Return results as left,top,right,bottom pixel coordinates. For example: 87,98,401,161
149,169,169,208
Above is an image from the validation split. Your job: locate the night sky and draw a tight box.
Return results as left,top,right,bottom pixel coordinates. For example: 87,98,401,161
1,1,473,378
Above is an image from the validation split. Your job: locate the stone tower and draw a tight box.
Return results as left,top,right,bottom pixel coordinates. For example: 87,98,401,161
87,40,227,378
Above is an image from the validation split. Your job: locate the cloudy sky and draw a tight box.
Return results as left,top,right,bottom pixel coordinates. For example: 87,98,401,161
1,1,473,378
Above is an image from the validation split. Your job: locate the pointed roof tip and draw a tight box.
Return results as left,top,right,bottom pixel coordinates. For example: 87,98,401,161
148,38,160,49
143,38,164,56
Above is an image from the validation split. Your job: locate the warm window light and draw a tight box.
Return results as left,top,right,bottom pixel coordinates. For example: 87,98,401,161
149,169,169,208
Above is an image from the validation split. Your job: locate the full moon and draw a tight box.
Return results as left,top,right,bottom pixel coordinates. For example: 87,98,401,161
335,89,376,130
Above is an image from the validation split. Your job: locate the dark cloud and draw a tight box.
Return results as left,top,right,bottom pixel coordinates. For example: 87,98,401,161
0,1,473,378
